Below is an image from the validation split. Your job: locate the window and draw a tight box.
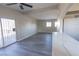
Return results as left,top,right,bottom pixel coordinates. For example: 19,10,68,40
46,22,52,27
55,20,60,28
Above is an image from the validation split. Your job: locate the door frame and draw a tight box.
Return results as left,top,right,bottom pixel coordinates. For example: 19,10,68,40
0,17,16,48
0,19,4,47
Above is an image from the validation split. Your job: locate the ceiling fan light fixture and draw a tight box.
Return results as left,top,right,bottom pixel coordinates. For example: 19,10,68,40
19,4,24,10
6,3,33,10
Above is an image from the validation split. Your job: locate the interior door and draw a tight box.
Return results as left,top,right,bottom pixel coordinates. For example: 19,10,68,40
1,18,16,47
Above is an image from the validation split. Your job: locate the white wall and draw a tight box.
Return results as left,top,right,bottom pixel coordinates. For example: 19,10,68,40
64,17,79,41
37,20,57,33
57,4,72,32
0,5,37,41
52,32,70,56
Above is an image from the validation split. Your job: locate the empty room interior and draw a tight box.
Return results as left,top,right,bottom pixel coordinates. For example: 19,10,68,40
0,3,79,56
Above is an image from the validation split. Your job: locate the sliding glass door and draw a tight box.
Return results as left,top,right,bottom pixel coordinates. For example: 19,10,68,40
0,18,16,47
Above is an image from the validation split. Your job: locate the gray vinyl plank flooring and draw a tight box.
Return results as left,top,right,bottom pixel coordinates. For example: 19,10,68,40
0,33,52,56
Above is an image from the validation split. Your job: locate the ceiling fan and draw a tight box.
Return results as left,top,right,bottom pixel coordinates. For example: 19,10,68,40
6,3,33,10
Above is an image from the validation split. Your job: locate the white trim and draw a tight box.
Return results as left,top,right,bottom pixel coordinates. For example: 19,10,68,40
16,33,37,41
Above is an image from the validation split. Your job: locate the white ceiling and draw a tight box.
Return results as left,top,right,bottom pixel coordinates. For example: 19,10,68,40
28,9,59,20
0,3,58,12
68,4,79,12
0,3,59,20
27,4,59,20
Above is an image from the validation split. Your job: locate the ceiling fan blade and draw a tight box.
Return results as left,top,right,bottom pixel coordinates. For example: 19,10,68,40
19,5,24,10
6,3,17,5
21,3,32,8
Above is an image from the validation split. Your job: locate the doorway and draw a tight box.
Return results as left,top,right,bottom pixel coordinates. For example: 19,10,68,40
0,18,16,48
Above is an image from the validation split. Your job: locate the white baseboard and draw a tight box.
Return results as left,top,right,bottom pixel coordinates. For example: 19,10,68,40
16,33,37,42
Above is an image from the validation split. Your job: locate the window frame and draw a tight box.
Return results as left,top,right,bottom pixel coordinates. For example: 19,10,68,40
46,21,52,27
